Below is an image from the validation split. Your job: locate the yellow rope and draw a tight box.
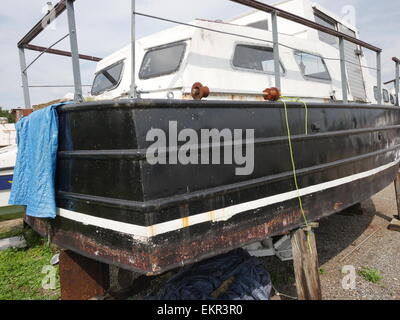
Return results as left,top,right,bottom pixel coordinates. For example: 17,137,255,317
280,99,313,254
280,96,308,136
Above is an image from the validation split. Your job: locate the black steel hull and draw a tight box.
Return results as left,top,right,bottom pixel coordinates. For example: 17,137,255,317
25,99,400,275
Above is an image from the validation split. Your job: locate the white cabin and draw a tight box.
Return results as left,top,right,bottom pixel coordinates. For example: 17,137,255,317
90,0,394,105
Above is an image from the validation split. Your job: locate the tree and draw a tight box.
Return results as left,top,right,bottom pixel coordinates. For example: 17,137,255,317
0,107,16,123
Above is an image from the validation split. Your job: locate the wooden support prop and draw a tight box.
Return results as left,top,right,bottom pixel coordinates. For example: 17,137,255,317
59,250,110,300
394,169,400,219
291,225,322,300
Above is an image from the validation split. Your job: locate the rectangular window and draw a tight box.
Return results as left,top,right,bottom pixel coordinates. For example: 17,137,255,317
139,42,186,79
374,86,380,101
91,60,124,96
232,44,284,74
314,11,338,46
383,89,390,103
390,94,395,105
294,51,331,81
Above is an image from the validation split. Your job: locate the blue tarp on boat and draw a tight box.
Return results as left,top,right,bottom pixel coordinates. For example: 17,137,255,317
9,102,71,219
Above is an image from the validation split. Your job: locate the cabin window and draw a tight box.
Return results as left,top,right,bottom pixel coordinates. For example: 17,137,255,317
91,61,124,96
383,89,390,103
390,94,395,105
139,42,186,79
232,45,284,74
294,51,331,81
373,86,379,101
314,11,338,46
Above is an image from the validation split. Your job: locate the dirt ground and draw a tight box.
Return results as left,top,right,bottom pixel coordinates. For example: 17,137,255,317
266,184,400,300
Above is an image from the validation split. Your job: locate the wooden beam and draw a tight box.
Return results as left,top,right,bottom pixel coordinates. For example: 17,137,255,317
291,227,322,300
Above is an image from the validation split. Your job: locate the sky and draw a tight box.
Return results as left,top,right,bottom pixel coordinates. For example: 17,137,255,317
0,0,399,109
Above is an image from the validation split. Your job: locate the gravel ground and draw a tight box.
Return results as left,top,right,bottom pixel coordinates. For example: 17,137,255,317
264,184,400,300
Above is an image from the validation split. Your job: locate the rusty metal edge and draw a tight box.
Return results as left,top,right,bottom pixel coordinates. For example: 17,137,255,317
24,44,102,62
18,0,72,48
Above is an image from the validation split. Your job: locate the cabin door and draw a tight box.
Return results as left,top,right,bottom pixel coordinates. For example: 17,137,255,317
339,25,367,102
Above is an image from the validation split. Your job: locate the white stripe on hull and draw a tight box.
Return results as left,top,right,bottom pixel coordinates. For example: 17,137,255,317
58,160,400,240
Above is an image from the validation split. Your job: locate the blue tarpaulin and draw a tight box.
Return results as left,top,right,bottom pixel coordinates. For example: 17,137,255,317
148,249,272,300
9,102,70,219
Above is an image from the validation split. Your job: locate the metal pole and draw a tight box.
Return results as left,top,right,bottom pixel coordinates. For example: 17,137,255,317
271,11,281,90
376,51,382,105
339,37,348,103
18,48,31,109
130,0,137,99
66,0,83,103
395,61,399,106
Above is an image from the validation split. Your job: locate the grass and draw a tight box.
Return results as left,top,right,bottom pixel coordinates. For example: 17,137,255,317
319,268,328,275
0,227,61,300
0,227,23,240
358,267,383,284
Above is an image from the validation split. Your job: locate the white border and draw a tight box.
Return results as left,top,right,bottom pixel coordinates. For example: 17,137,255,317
58,160,399,240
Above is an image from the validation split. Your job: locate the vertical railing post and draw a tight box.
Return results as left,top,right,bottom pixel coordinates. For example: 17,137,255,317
18,48,31,109
130,0,137,99
66,0,83,103
376,51,382,105
339,37,348,103
271,11,281,91
395,59,399,106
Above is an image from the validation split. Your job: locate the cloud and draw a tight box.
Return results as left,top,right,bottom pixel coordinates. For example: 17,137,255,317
0,0,399,108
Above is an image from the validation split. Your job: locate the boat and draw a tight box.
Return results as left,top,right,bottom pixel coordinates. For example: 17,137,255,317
18,0,400,275
0,145,17,208
0,117,17,210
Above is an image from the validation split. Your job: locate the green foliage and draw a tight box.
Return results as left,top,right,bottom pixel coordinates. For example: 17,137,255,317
0,227,23,241
0,228,60,300
358,267,383,284
0,107,15,124
319,268,327,275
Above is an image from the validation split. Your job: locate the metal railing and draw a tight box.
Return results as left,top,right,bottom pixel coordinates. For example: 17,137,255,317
228,0,383,104
18,0,385,107
17,0,101,108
